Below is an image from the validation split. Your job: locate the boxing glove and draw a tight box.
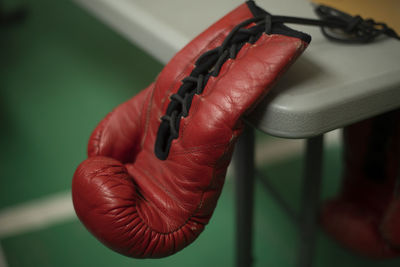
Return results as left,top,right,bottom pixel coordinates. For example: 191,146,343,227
321,109,400,258
72,1,309,258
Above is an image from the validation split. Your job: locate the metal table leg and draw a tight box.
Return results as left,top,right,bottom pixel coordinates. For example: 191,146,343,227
297,135,324,267
234,125,255,267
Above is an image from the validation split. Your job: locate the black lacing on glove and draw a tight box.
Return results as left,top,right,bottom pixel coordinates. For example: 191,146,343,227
155,15,275,160
155,0,400,160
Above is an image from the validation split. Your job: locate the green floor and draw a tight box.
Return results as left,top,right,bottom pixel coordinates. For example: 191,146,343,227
1,0,400,266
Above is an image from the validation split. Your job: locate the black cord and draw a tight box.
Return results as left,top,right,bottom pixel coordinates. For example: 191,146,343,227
247,0,400,43
314,5,400,43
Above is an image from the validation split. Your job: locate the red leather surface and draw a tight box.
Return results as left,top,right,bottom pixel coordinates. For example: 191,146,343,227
72,3,308,258
321,110,400,258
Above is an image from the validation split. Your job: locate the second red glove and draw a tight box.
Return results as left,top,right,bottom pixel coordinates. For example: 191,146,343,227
322,109,400,258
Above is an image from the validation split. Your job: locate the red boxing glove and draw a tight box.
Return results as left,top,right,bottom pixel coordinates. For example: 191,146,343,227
72,1,309,258
321,109,400,258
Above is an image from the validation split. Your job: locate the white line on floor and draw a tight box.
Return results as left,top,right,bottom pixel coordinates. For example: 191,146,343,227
0,243,8,267
0,130,340,239
0,191,75,239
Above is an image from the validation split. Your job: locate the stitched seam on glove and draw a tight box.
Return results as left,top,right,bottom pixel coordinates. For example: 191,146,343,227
90,88,151,159
140,84,156,150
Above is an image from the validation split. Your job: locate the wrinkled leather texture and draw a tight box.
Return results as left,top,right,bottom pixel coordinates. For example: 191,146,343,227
321,109,400,258
72,3,308,258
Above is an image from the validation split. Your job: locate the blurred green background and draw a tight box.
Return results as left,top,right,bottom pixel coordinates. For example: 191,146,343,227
1,0,400,266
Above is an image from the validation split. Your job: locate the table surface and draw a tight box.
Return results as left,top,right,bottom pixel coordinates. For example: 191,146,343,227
75,0,400,138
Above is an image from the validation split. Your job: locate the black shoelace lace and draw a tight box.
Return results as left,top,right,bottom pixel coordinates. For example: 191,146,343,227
314,5,400,43
154,3,400,160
